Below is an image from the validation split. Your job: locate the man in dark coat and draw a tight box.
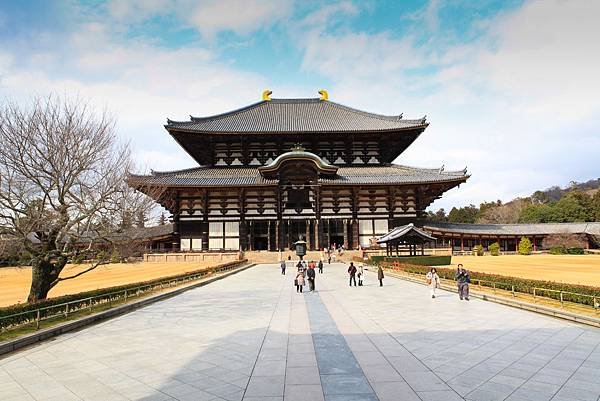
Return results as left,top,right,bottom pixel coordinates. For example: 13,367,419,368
318,260,323,273
348,262,357,286
307,265,316,291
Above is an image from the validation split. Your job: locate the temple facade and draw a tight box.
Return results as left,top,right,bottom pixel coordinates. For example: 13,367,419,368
129,90,469,252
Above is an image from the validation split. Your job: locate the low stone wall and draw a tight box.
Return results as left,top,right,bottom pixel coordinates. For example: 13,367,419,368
144,252,240,263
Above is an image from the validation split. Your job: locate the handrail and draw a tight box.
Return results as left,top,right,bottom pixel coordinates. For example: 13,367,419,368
380,262,600,311
0,260,246,332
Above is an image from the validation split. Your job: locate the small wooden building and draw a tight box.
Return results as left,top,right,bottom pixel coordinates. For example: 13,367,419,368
377,223,437,256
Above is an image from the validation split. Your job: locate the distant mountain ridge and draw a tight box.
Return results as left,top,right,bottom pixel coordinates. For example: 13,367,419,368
428,178,600,224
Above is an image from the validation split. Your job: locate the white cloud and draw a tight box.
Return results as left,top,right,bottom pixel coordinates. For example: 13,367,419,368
297,0,600,210
189,0,293,38
0,19,268,175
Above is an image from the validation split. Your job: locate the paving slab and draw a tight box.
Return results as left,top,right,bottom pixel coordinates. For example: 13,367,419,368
1,262,600,401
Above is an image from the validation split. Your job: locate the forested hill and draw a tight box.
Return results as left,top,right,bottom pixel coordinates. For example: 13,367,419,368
428,178,600,224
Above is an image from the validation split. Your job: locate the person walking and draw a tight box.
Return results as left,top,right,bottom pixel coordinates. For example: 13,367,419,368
426,267,440,298
357,264,364,286
318,260,323,274
455,264,470,301
307,264,316,291
296,262,306,293
377,265,384,287
348,262,357,286
280,260,286,275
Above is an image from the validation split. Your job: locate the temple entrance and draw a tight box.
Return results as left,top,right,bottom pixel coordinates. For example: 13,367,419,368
324,219,346,249
252,221,269,250
285,220,307,245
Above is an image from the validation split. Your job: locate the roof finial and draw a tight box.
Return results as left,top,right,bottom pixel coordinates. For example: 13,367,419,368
318,89,328,101
262,89,272,101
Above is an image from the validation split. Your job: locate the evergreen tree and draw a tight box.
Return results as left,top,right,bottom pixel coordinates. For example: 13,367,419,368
518,237,532,255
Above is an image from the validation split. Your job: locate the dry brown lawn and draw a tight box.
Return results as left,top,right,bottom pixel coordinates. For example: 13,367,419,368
450,254,600,286
0,261,215,307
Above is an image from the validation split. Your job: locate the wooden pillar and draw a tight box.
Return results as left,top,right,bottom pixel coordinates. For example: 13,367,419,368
515,236,519,252
352,220,359,250
326,219,331,249
172,195,181,252
315,221,320,251
460,235,464,252
267,221,272,251
532,236,536,252
248,221,254,251
305,221,311,251
421,243,424,256
343,219,349,249
276,220,281,251
201,190,209,251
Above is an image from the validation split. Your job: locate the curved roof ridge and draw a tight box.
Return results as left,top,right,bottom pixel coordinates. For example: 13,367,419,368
388,164,468,176
165,97,429,131
167,100,266,125
325,100,406,122
150,166,207,176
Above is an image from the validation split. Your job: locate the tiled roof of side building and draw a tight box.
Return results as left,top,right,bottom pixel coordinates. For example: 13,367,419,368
165,98,427,133
424,222,600,236
129,164,468,187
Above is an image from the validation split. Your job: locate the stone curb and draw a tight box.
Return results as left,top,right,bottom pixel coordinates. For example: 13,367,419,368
0,263,256,357
380,268,600,328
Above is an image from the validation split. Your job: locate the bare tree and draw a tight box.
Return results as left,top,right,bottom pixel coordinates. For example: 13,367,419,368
0,95,159,302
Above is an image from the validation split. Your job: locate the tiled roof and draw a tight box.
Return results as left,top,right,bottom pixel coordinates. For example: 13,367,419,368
166,98,427,133
377,223,437,244
424,222,600,236
129,164,468,187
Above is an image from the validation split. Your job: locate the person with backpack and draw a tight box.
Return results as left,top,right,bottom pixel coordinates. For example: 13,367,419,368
348,262,357,286
455,264,470,301
426,267,440,298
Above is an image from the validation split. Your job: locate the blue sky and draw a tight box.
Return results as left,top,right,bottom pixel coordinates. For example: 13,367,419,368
1,0,598,212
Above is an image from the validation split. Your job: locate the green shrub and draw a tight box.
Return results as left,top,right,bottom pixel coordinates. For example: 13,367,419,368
110,249,121,264
567,247,585,255
518,237,532,255
473,245,484,256
549,246,567,255
369,255,451,266
488,242,500,256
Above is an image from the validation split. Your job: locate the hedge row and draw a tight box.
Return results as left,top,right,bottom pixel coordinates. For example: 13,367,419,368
382,262,600,307
369,255,452,266
0,259,247,328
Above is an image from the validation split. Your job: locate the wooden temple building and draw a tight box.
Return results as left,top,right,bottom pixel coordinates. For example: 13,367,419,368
129,90,469,252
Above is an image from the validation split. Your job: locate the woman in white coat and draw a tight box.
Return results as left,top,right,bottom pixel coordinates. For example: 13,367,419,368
426,268,440,298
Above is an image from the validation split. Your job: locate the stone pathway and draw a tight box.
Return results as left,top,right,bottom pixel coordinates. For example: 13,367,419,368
1,263,599,401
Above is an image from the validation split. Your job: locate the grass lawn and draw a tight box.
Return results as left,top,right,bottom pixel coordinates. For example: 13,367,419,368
0,261,216,307
450,254,600,286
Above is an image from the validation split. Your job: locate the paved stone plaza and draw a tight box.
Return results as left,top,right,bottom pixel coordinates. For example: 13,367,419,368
1,263,600,401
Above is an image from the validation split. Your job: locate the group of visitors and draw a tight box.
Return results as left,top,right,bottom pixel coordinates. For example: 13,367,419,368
424,264,470,300
293,260,323,293
285,257,470,301
346,262,385,287
324,244,344,264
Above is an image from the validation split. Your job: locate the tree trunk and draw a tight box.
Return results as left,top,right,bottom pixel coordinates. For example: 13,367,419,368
27,258,64,303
